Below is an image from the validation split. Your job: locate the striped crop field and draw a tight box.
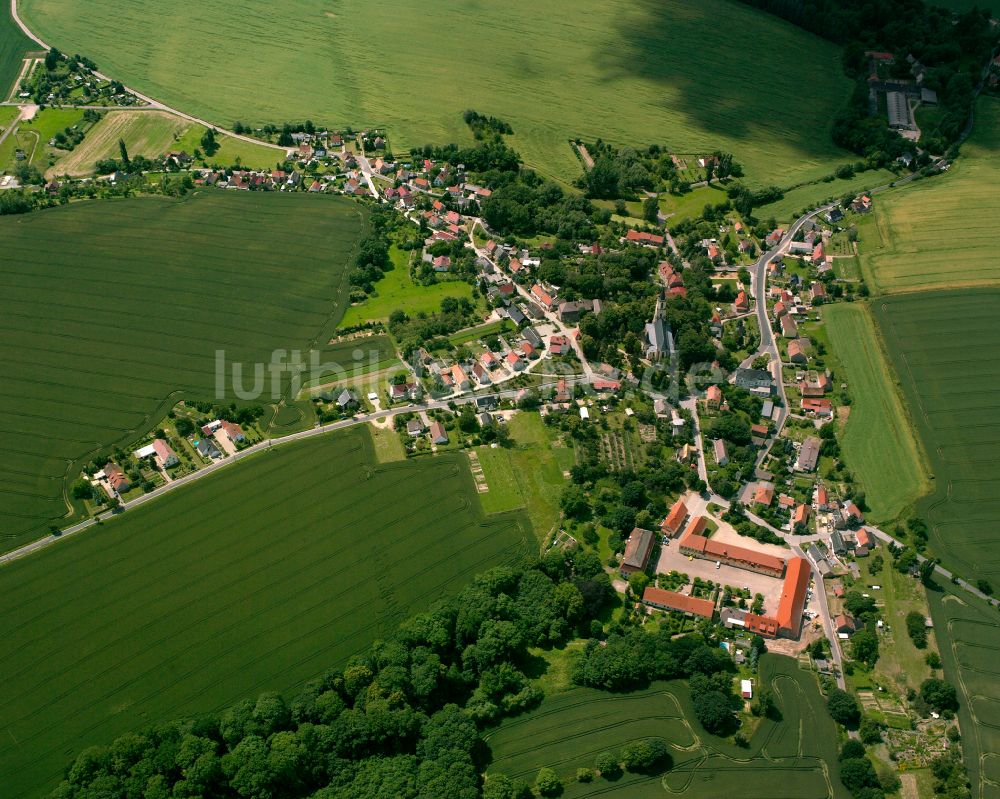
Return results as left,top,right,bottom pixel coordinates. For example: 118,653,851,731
859,97,1000,295
486,655,847,798
928,585,1000,799
0,426,532,798
823,303,930,523
0,5,34,99
20,0,853,187
873,289,1000,588
0,192,365,551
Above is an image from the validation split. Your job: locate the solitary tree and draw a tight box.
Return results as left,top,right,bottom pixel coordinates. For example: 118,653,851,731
118,138,130,166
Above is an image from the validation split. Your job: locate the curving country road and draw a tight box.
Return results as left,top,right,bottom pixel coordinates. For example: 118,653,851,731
7,0,292,156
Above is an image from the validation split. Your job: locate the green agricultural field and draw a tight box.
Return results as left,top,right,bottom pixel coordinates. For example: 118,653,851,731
823,303,930,523
873,289,1000,588
476,412,572,539
0,427,531,798
338,245,473,327
0,6,34,98
756,168,897,222
858,97,1000,294
485,654,847,798
927,584,1000,799
21,0,853,187
0,192,365,551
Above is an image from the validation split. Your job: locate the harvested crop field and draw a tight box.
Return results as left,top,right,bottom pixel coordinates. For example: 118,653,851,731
20,0,853,187
50,109,282,176
0,427,532,798
927,585,1000,799
873,289,1000,587
859,97,1000,294
50,109,187,175
823,303,929,522
0,192,365,550
486,655,847,798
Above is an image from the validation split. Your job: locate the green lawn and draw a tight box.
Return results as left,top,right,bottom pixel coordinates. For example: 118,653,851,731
485,654,848,799
448,319,513,347
7,107,85,169
865,557,937,694
339,245,473,327
823,303,929,523
0,427,531,798
21,0,853,187
0,192,365,550
0,105,20,131
171,121,283,169
873,289,1000,589
756,168,897,222
858,97,1000,294
476,412,571,540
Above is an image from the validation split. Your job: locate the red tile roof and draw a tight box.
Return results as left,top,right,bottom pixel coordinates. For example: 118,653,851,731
642,587,715,618
662,499,689,536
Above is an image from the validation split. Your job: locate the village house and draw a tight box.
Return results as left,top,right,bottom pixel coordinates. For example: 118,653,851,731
796,436,821,472
406,419,426,437
429,421,449,445
802,398,833,417
153,439,179,468
753,482,775,507
787,339,808,364
220,420,246,443
104,462,130,495
780,315,799,339
706,385,723,409
194,438,221,459
713,439,729,466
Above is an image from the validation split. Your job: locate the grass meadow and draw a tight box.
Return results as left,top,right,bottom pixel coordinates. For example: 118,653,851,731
475,413,574,540
338,245,473,327
858,97,1000,295
20,0,853,187
873,289,1000,588
0,192,365,550
0,427,531,798
485,654,847,798
756,168,897,223
927,584,1000,799
823,303,930,523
